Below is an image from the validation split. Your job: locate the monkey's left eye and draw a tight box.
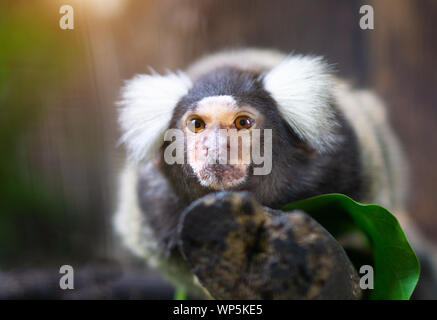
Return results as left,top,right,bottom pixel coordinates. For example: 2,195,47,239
187,117,206,133
234,116,254,130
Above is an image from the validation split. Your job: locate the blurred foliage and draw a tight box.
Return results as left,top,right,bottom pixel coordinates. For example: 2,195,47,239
0,1,82,267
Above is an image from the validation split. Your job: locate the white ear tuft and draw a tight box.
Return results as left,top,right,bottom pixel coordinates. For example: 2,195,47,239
263,55,338,152
118,71,192,162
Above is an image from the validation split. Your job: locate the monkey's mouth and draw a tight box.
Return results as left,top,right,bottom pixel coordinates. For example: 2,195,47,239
197,164,248,190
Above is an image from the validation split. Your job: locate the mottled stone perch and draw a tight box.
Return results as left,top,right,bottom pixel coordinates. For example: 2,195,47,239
178,191,361,300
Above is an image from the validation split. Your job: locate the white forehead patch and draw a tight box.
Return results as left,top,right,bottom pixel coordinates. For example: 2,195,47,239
195,95,239,114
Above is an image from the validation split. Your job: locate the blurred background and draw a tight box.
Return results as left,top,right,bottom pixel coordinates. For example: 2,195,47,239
0,0,436,298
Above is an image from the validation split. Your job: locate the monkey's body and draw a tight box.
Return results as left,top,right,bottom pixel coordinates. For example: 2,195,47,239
114,49,424,297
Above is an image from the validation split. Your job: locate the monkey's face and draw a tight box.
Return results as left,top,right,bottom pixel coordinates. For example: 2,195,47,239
179,95,263,190
119,55,342,205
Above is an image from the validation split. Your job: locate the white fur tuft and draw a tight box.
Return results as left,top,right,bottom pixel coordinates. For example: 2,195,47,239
118,71,192,161
263,55,338,152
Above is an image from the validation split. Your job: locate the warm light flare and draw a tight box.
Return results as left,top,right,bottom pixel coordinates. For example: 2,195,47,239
57,0,126,18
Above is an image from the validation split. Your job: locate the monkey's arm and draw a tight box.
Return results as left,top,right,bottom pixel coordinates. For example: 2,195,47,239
178,192,362,299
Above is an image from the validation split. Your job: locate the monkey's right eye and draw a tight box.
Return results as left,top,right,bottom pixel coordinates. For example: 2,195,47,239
187,117,206,133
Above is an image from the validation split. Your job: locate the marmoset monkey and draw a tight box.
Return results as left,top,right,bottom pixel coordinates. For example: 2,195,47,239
114,48,435,298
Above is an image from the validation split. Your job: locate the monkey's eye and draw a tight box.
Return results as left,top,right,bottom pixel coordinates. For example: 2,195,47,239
187,117,206,133
234,116,254,130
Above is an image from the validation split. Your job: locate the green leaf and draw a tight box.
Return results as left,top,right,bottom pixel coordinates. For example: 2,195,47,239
174,287,187,300
281,193,420,300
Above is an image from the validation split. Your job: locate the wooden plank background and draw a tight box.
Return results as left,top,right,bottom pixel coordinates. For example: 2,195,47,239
2,0,436,270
